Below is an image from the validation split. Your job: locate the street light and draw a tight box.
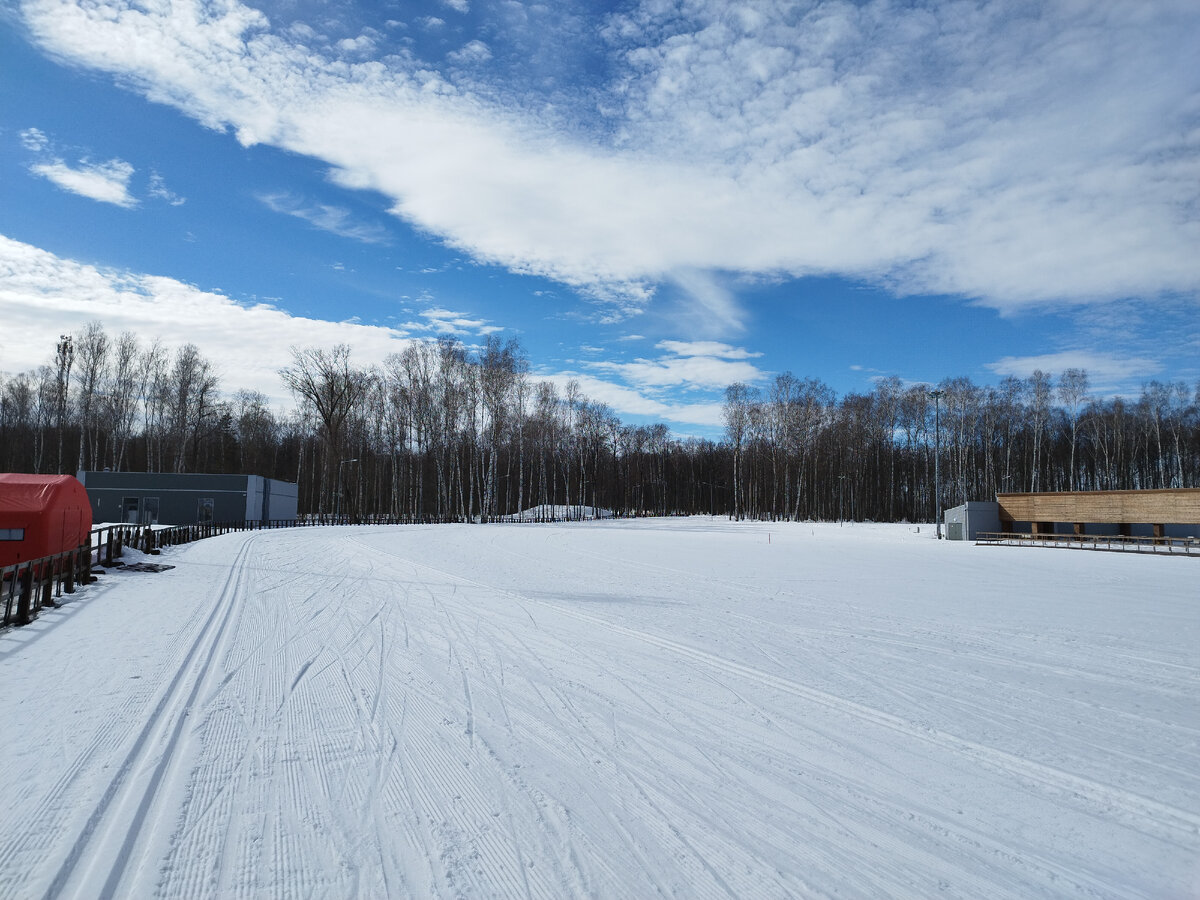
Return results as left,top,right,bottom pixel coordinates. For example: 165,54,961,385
838,473,847,526
929,389,945,539
336,457,359,522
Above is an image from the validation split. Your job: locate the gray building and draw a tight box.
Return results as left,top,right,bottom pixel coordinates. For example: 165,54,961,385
78,472,298,526
943,501,1002,541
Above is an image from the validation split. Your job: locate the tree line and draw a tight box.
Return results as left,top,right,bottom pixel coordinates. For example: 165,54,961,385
1,321,1196,522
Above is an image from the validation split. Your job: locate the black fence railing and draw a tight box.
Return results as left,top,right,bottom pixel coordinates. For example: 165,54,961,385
1,516,407,629
1,544,94,628
975,531,1199,556
3,509,639,629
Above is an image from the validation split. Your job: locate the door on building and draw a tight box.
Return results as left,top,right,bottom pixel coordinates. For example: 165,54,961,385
142,497,160,525
198,498,214,524
122,497,139,524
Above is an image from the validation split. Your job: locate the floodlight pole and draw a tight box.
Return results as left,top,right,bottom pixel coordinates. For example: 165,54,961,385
336,457,359,523
929,389,945,539
838,474,847,526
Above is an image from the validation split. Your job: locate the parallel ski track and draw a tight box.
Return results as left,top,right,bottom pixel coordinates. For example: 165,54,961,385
41,535,256,900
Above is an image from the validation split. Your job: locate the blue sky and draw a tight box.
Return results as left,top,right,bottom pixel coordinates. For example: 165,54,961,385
1,0,1198,437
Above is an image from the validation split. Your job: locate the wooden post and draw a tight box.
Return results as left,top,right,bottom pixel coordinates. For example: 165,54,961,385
15,566,33,626
81,542,95,583
64,551,76,594
103,530,114,567
1153,523,1165,544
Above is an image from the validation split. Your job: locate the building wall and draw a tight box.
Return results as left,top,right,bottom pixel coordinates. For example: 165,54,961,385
266,480,298,522
997,489,1200,525
78,472,298,525
944,502,1001,540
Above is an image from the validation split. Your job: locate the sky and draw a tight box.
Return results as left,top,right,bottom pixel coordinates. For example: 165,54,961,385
1,0,1198,437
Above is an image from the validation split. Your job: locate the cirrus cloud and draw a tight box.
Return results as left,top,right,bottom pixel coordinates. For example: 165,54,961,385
17,0,1200,324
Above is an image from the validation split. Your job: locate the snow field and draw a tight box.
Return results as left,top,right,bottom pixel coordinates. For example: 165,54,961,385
0,519,1197,898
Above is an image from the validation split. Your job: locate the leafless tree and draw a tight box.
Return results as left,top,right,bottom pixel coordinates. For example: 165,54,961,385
1057,368,1090,490
280,345,369,513
73,321,110,472
105,331,143,471
723,382,755,521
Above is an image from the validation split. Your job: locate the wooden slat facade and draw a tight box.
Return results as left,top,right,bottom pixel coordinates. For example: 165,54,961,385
996,489,1200,525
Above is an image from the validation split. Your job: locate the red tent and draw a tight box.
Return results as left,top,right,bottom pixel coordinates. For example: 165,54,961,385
0,474,93,568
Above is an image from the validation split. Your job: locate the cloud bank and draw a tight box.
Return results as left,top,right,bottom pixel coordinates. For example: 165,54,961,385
18,0,1199,319
0,235,730,428
0,234,410,406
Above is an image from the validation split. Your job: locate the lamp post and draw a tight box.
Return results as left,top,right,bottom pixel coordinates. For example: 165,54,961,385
929,389,945,539
336,457,359,522
838,473,847,525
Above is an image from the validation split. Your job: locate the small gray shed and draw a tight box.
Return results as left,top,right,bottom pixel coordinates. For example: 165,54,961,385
944,501,1001,541
78,471,298,526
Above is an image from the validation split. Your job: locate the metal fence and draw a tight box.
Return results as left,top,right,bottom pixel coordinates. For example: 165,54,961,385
975,531,1199,556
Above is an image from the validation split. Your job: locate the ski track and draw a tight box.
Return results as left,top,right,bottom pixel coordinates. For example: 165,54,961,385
0,520,1196,899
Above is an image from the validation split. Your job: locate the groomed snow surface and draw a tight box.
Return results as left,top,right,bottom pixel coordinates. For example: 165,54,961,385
1,519,1196,899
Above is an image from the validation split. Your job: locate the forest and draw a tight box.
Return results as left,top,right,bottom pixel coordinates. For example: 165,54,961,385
1,321,1197,523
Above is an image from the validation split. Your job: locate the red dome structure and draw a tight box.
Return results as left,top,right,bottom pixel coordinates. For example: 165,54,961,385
0,474,93,568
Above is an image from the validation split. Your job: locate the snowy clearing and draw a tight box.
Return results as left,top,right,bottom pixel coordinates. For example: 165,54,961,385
0,519,1197,899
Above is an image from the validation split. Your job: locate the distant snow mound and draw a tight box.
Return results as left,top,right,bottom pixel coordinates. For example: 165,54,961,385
504,504,615,522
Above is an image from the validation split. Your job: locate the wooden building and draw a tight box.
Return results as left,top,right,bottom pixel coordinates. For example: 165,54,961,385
996,488,1200,539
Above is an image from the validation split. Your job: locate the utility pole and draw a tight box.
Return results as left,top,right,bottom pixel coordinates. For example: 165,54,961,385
929,388,945,539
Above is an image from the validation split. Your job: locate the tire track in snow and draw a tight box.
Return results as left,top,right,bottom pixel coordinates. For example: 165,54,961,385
42,534,257,900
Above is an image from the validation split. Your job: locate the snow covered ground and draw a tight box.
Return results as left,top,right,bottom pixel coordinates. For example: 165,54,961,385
0,519,1196,899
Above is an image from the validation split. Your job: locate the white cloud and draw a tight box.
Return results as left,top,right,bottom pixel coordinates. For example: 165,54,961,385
986,351,1163,385
591,355,764,391
19,127,48,151
398,306,502,336
15,0,1200,321
0,234,412,407
440,0,469,13
668,269,744,334
148,171,185,205
336,32,377,55
655,340,762,360
29,158,137,207
539,373,726,428
257,192,387,243
588,339,767,391
448,40,491,65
